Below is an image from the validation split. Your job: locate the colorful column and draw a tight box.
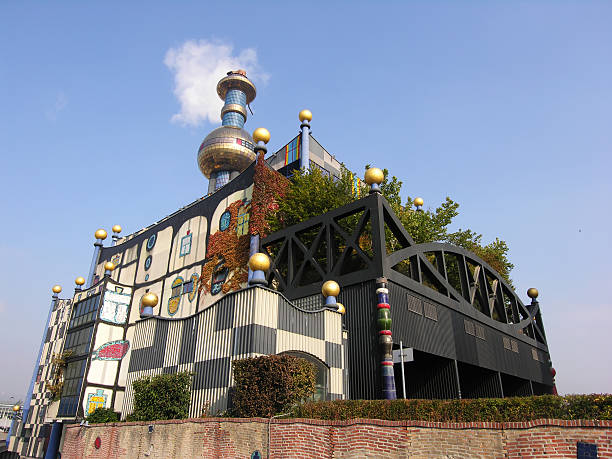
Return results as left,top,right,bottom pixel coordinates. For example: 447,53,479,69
299,110,311,170
87,229,107,287
376,277,396,399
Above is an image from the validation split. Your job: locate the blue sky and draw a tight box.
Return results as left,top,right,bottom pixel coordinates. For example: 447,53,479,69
1,1,610,400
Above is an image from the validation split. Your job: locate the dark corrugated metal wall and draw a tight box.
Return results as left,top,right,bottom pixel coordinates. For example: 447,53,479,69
395,351,459,399
339,280,379,400
334,278,552,400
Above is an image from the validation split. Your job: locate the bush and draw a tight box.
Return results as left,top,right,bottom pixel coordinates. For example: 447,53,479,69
86,407,120,424
127,371,192,421
232,355,316,417
291,395,612,422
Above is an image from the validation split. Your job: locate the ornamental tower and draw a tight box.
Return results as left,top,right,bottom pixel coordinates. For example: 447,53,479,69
197,70,258,193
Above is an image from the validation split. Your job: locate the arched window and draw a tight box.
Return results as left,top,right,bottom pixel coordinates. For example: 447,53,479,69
281,351,328,401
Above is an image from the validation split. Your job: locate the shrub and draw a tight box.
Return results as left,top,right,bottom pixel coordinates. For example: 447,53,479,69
127,371,192,421
232,354,316,417
86,407,120,424
291,395,612,422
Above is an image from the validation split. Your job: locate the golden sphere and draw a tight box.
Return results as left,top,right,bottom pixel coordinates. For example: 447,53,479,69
337,303,346,314
364,167,384,185
75,277,85,286
112,225,122,234
12,404,20,412
249,253,271,271
104,262,116,271
414,197,424,207
527,288,539,299
299,109,313,122
252,128,271,144
141,292,158,307
52,285,62,294
94,229,108,240
322,280,340,297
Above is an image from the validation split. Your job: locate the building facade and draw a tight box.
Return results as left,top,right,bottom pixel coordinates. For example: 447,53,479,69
8,71,555,458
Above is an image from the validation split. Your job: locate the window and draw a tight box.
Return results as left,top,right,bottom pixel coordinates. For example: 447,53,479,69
146,233,157,250
236,210,249,236
57,358,87,417
171,278,183,296
219,211,231,231
180,234,192,257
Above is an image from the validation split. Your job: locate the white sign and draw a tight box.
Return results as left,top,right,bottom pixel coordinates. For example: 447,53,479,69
393,347,414,364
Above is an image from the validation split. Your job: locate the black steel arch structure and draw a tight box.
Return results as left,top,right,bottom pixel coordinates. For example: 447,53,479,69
261,192,553,400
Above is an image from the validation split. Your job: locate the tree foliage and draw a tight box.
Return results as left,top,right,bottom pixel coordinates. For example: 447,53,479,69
86,407,120,424
231,354,316,417
268,167,355,234
127,372,192,421
268,165,514,285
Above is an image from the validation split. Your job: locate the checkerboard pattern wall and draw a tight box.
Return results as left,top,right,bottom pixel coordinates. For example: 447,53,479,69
10,298,72,458
123,286,346,417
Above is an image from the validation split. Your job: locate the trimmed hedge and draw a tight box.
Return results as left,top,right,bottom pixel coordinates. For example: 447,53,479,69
292,395,612,422
232,354,315,417
126,371,192,421
86,407,120,424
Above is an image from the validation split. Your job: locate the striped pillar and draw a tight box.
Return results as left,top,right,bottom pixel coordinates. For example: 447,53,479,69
87,238,104,288
376,277,396,399
300,122,310,170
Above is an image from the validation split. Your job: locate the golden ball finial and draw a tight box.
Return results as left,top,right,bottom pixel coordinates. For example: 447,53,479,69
112,225,122,234
322,280,340,297
336,303,346,314
52,285,62,294
299,109,312,122
12,404,20,412
75,277,85,286
141,292,158,307
104,262,116,272
94,229,108,240
527,288,539,299
414,197,424,207
252,128,271,144
364,167,384,185
249,253,271,271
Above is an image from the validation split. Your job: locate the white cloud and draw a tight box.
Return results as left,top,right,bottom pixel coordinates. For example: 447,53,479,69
45,91,67,121
164,40,269,126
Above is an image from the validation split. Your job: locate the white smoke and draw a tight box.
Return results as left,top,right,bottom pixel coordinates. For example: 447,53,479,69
164,40,269,126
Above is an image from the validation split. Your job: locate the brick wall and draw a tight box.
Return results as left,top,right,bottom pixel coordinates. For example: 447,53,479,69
61,418,612,459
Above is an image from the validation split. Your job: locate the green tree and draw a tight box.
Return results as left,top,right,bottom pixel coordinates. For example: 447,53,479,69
268,167,355,234
374,167,514,285
268,165,514,285
127,371,192,421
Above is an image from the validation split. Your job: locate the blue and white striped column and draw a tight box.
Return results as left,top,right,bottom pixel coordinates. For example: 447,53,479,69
299,110,312,170
87,229,107,288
